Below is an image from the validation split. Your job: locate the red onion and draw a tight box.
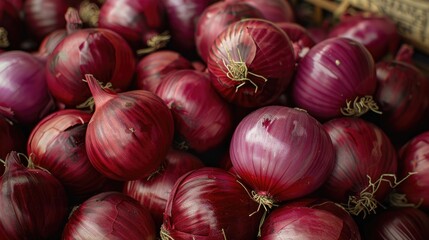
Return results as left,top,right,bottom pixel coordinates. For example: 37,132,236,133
98,0,167,52
161,0,219,58
27,109,113,203
161,167,262,239
124,148,204,228
276,22,316,63
363,207,429,239
155,69,233,152
329,13,400,61
228,0,294,22
207,18,295,107
46,28,136,107
0,151,68,239
135,50,193,93
62,191,156,240
291,37,378,120
0,51,56,126
395,131,429,209
84,74,174,181
0,0,24,50
230,106,335,209
195,1,264,62
260,198,361,239
321,117,398,217
23,0,69,40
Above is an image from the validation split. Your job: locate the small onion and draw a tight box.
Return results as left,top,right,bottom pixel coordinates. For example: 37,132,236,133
0,0,24,50
0,151,68,240
135,50,193,93
124,148,204,228
46,28,136,107
207,18,295,107
228,0,295,22
155,69,233,152
195,1,264,62
230,106,335,209
363,207,429,239
62,191,157,240
260,198,361,239
85,74,174,181
321,117,398,217
275,22,316,63
161,167,262,239
0,51,56,126
291,37,378,120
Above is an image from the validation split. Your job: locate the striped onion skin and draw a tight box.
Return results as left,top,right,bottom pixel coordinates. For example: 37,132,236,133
85,74,174,181
291,37,376,121
207,18,295,108
229,106,335,204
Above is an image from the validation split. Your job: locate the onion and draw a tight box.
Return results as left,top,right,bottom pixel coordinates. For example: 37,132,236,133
46,28,136,107
84,74,174,181
0,151,68,239
0,51,56,126
0,0,24,50
394,131,429,209
23,0,69,40
124,148,204,228
27,109,113,203
230,106,335,210
195,1,264,62
321,117,398,217
155,69,233,152
228,0,294,22
135,50,193,93
62,191,157,240
291,37,378,120
275,22,316,63
161,0,218,58
98,0,167,52
207,18,295,107
6,0,23,11
363,207,429,239
161,167,262,239
329,12,400,61
260,198,361,239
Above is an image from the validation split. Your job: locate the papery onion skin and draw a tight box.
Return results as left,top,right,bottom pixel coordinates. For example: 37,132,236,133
321,118,397,213
161,167,262,239
36,29,68,61
155,69,233,153
27,109,112,203
276,22,316,63
396,131,429,209
46,28,136,107
135,50,193,93
363,207,429,239
0,51,56,126
329,13,400,61
228,0,295,22
230,106,335,203
0,0,24,50
85,74,174,181
62,191,156,240
0,151,68,240
260,198,361,240
195,1,264,63
291,37,377,120
123,148,204,228
207,18,295,107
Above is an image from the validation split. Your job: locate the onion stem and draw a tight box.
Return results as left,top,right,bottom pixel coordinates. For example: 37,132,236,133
0,27,10,48
0,158,5,166
137,32,171,55
79,0,100,27
389,190,423,208
340,95,382,117
160,226,174,240
77,81,113,112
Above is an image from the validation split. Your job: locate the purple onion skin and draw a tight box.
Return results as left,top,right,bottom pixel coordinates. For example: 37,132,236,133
230,0,295,22
276,22,316,63
0,151,68,240
0,51,56,126
162,167,262,239
155,69,233,153
291,37,376,121
363,207,429,239
230,106,335,202
396,131,429,209
260,198,361,240
329,13,400,61
62,191,157,240
321,118,397,206
195,1,264,63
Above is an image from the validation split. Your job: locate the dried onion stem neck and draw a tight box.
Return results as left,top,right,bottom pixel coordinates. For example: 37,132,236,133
77,81,113,112
0,27,10,48
340,95,382,117
160,226,174,240
79,0,99,27
137,32,171,55
389,190,423,208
